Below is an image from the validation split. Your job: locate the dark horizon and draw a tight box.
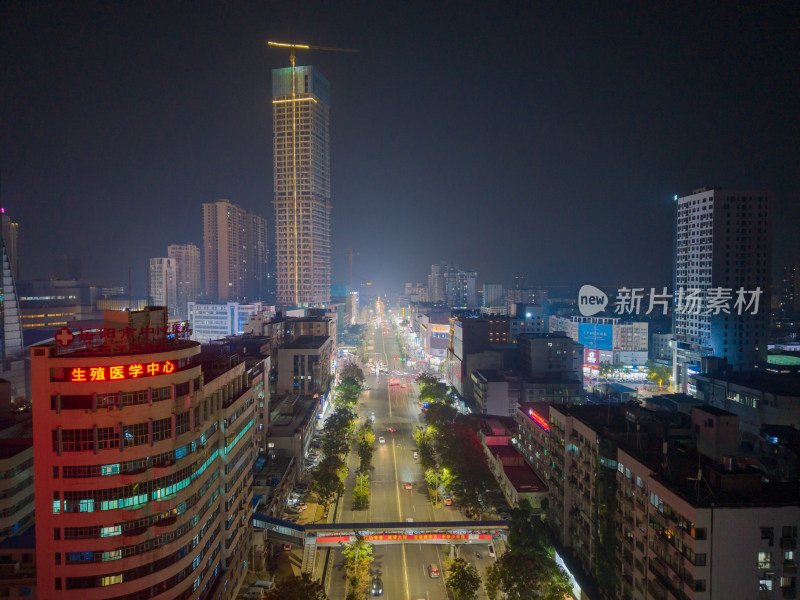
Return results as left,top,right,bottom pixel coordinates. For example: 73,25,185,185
2,2,798,298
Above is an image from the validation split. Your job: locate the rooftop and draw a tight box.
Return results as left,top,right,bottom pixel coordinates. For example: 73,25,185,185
695,370,800,396
503,463,547,492
488,445,520,459
279,335,330,350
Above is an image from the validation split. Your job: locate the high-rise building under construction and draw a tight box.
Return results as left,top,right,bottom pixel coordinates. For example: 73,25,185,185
272,65,331,306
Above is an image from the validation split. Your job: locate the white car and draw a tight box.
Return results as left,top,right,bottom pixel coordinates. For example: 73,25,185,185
378,436,386,444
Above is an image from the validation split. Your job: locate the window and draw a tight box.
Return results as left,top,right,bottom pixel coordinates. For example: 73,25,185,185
762,527,774,540
759,578,773,591
758,551,772,569
694,527,706,540
785,550,795,562
695,553,706,566
695,580,705,592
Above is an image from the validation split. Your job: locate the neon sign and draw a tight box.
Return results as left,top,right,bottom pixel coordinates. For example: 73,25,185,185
70,360,176,382
528,409,550,434
315,533,492,544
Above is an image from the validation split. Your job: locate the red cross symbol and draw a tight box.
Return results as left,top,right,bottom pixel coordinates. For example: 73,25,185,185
55,327,75,347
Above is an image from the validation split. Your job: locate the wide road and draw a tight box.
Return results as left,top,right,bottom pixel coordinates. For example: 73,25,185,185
326,318,492,600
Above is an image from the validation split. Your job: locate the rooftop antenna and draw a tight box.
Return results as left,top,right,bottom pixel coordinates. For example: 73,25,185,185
687,459,716,505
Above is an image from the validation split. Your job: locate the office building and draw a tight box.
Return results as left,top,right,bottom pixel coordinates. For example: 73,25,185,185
0,213,22,362
168,243,201,319
428,262,449,304
272,65,331,306
483,283,504,310
1,212,19,282
246,214,270,302
203,199,268,303
445,269,477,308
149,257,178,317
188,302,240,344
32,307,259,600
780,264,800,318
673,188,772,392
276,335,333,396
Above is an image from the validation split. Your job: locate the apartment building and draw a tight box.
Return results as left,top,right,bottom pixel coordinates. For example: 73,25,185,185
31,308,259,600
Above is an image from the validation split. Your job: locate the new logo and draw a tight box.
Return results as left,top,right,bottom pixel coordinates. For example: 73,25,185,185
578,284,608,316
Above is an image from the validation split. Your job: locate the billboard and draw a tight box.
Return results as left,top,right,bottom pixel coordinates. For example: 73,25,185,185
578,323,613,350
584,348,599,366
598,349,614,364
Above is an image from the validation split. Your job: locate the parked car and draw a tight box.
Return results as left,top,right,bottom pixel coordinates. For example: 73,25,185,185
488,544,496,558
443,495,453,506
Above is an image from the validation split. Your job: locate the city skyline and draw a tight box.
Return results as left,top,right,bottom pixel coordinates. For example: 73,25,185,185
2,3,798,296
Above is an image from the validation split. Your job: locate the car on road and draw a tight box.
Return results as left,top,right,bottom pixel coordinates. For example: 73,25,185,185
403,482,413,490
280,544,292,551
378,436,385,444
406,517,414,522
442,495,453,506
401,383,406,388
413,452,418,461
370,577,383,596
428,564,440,578
386,427,396,433
488,544,496,558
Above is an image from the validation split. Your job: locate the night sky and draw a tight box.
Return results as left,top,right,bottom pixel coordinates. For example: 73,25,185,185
2,2,798,296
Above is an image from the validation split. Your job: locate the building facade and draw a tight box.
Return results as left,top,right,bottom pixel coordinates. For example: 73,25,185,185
31,308,257,600
149,257,178,317
203,200,267,303
168,244,201,320
188,302,240,344
272,65,331,306
673,188,772,391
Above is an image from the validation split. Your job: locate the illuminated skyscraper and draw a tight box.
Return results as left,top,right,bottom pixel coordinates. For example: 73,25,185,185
672,188,771,391
272,65,331,306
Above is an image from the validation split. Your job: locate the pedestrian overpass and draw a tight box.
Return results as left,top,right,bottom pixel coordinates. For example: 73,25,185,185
251,514,508,574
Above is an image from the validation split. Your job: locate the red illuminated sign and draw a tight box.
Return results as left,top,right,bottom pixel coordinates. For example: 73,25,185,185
70,360,176,382
315,533,493,544
584,348,599,365
528,409,550,434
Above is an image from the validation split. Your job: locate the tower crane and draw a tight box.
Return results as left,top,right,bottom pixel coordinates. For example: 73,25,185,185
333,247,360,292
267,41,357,305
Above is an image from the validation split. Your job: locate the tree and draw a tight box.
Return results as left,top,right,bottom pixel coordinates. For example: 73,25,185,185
342,535,374,598
486,551,572,600
310,457,346,506
340,364,365,385
352,471,370,509
423,402,458,429
419,380,450,404
507,504,553,557
445,557,482,600
266,573,327,600
646,360,672,389
415,373,439,388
